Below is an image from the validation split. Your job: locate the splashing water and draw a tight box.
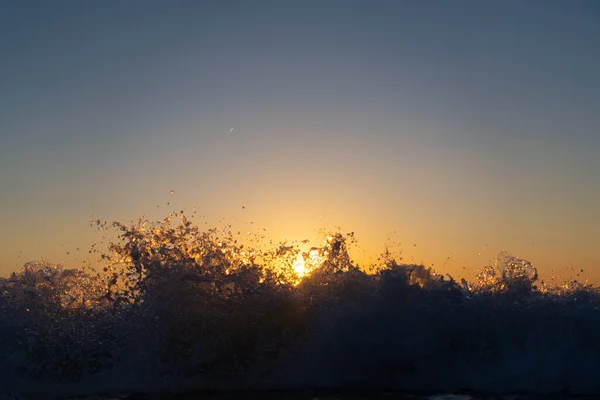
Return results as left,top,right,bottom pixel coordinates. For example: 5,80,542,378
1,213,600,396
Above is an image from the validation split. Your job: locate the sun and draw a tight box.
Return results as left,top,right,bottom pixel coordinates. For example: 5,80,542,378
292,253,307,277
292,248,323,278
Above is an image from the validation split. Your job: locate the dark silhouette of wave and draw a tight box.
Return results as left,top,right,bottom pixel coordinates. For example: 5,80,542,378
1,214,598,396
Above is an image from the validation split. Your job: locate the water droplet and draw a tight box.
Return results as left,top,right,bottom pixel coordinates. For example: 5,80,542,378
170,190,174,194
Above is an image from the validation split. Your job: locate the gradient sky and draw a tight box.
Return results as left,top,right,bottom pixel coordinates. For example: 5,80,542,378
1,1,599,282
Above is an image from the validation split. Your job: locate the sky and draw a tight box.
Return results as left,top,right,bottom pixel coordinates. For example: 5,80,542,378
1,0,599,282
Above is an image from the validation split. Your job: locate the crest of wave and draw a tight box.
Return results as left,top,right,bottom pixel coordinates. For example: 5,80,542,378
0,214,358,392
287,251,600,394
0,260,117,385
1,213,600,395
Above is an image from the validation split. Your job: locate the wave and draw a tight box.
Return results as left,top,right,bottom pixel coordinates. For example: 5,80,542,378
1,214,599,396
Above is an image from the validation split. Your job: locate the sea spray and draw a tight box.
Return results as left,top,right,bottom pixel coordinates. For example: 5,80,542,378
1,213,599,395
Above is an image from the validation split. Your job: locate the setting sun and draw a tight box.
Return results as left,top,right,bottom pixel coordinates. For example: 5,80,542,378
292,254,306,277
292,248,324,278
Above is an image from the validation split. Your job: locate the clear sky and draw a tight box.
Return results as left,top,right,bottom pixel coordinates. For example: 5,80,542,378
1,1,599,282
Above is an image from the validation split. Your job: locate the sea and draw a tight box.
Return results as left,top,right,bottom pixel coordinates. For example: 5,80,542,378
1,214,599,399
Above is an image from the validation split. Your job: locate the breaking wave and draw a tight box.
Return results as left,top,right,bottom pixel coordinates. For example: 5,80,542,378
1,214,599,396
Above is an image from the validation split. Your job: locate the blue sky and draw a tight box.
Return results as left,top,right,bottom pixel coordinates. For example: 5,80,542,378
1,1,599,279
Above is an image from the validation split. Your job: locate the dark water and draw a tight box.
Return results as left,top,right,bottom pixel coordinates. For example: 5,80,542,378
9,393,595,400
1,214,600,397
68,394,599,400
